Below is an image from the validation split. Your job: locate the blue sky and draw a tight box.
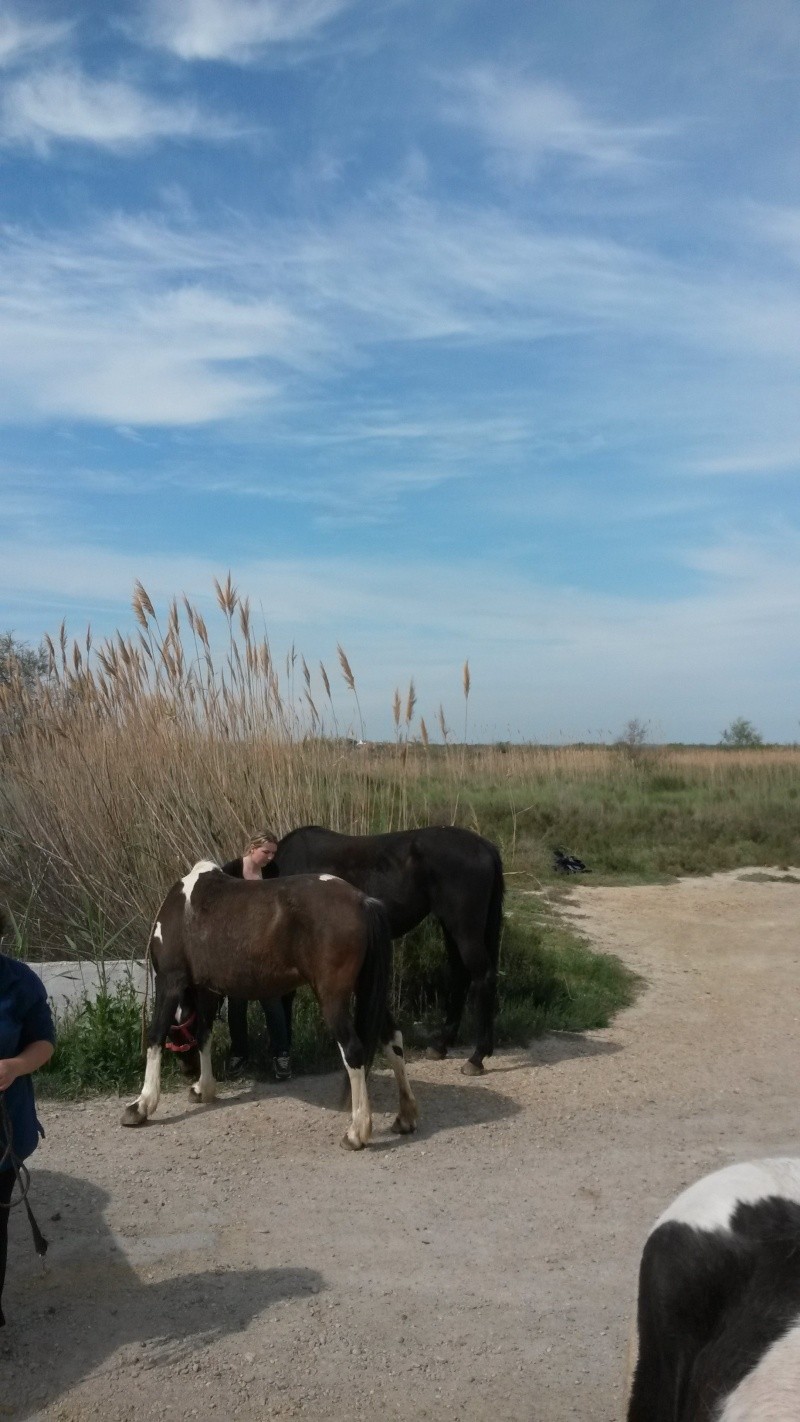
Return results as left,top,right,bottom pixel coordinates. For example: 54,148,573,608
1,0,800,742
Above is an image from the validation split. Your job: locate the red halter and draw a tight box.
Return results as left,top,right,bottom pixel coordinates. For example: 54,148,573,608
164,1011,198,1053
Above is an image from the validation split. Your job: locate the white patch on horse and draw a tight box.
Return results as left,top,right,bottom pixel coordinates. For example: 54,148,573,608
319,874,339,882
190,1038,216,1104
655,1159,800,1235
138,1045,162,1119
181,860,219,904
338,1044,372,1148
717,1318,800,1421
153,921,163,942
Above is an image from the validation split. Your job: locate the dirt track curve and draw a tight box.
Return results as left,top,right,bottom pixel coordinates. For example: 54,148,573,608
3,869,799,1422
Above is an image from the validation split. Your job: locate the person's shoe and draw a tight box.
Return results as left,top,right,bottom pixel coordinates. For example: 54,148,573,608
273,1054,292,1081
227,1055,249,1078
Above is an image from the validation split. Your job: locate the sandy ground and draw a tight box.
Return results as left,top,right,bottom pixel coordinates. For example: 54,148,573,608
3,868,800,1422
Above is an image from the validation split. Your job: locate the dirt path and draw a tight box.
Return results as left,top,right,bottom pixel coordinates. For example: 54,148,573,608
3,869,800,1422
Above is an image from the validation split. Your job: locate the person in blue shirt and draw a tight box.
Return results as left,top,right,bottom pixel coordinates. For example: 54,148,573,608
0,910,56,1327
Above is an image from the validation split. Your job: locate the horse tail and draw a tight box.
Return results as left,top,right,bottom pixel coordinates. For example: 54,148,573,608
485,843,505,969
354,896,391,1075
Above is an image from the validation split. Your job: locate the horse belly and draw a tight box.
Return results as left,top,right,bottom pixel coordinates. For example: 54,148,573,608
191,943,302,1000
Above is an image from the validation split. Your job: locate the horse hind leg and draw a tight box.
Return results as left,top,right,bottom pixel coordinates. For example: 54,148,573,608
121,977,183,1127
328,1008,372,1150
425,924,470,1062
464,957,496,1076
381,1011,418,1136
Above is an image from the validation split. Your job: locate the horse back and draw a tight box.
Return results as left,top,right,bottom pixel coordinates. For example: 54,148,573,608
275,824,503,941
155,867,371,999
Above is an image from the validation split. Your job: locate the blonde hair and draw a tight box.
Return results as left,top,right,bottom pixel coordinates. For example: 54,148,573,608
245,830,278,854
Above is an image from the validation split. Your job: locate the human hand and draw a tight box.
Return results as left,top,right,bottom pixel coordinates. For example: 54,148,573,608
0,1059,19,1091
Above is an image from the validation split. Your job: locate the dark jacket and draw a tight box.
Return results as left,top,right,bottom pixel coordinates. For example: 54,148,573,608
220,857,278,880
0,956,56,1167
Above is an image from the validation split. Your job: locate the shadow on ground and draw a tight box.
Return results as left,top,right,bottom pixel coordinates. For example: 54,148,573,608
138,1062,527,1145
2,1170,323,1421
528,1031,623,1068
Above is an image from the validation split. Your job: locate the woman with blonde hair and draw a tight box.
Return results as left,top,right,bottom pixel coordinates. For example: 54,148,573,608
221,831,294,1081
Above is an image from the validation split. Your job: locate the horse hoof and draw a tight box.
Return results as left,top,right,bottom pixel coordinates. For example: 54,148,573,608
121,1103,147,1127
425,1045,447,1061
189,1086,214,1104
390,1115,418,1135
340,1132,366,1151
461,1059,486,1077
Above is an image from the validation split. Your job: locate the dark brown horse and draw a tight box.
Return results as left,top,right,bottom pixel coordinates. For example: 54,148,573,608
121,861,418,1149
273,826,504,1074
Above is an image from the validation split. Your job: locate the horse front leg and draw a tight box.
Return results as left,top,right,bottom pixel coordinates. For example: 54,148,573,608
381,1010,418,1135
121,975,183,1127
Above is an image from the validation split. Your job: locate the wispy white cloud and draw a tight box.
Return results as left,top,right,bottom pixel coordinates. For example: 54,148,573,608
440,66,670,176
0,223,330,424
3,187,800,429
746,202,800,266
141,0,353,62
687,445,800,476
0,66,241,151
0,12,71,68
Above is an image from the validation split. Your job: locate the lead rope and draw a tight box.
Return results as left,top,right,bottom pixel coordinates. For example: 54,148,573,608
0,1093,48,1258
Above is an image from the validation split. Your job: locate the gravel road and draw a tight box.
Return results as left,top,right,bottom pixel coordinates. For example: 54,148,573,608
3,868,799,1422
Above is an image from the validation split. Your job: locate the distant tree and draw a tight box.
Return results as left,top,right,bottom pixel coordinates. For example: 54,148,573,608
617,717,649,749
719,717,764,748
0,631,48,690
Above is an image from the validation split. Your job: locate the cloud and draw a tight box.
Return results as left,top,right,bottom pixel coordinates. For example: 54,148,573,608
141,0,353,62
746,203,800,267
687,445,800,476
0,222,330,424
3,186,800,430
0,12,70,68
0,66,240,151
440,66,670,176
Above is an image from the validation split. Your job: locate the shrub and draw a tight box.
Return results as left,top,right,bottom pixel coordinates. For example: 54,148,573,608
42,979,149,1096
720,718,764,748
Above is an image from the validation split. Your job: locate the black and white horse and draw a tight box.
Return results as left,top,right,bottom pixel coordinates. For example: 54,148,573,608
122,862,418,1149
273,825,505,1075
627,1158,800,1420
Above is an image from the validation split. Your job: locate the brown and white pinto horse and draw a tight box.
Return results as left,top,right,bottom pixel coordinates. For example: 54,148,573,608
121,862,418,1149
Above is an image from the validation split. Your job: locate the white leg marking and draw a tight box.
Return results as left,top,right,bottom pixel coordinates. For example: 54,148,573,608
180,859,219,904
382,1031,418,1133
190,1038,217,1103
138,1045,162,1119
338,1045,372,1147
